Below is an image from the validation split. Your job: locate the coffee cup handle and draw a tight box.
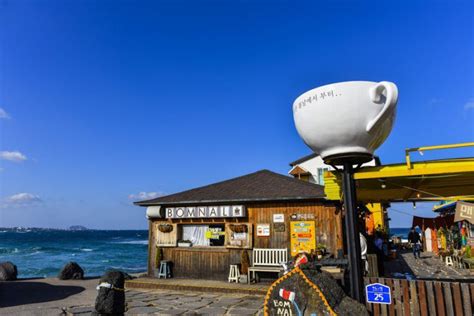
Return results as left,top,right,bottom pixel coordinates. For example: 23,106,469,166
366,81,398,132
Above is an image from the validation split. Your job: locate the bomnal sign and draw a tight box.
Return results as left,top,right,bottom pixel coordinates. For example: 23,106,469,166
165,205,246,219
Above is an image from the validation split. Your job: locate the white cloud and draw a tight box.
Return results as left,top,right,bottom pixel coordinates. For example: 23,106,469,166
1,193,43,208
128,192,164,200
464,98,474,110
0,151,27,162
0,108,10,119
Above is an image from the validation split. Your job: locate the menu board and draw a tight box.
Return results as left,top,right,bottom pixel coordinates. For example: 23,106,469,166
257,224,270,237
290,221,316,257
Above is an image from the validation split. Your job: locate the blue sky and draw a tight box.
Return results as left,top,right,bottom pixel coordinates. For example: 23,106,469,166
1,1,473,229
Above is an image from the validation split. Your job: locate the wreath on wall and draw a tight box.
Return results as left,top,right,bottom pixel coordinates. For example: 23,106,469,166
158,223,173,233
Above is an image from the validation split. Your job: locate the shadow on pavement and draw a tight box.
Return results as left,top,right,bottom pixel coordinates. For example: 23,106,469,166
0,281,85,307
383,249,416,278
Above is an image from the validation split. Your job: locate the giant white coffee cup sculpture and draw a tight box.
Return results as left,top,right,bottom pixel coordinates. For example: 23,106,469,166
293,81,398,165
292,80,399,302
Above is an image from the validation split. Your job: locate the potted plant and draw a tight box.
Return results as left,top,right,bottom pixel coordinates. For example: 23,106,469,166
316,244,327,260
177,240,192,247
158,223,173,233
229,224,248,233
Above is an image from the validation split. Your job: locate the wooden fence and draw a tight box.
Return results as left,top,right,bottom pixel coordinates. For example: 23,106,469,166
364,277,474,316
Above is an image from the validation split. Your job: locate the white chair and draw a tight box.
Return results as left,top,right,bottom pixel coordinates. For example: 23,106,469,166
228,264,240,283
445,256,454,267
158,260,172,278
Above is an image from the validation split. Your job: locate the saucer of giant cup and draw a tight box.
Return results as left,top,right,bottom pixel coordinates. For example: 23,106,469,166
293,81,398,165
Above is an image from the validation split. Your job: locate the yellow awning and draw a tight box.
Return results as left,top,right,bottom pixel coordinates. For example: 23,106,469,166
324,142,474,203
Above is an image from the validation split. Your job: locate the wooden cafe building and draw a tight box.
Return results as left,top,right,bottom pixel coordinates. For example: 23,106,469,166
135,169,344,280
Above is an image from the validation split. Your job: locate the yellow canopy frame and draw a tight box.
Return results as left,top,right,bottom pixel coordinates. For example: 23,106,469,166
324,142,474,203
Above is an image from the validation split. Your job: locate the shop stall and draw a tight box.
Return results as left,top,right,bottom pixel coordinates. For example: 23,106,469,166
135,170,344,280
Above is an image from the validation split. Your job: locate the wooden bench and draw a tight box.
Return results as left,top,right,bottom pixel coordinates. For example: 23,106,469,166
247,248,288,283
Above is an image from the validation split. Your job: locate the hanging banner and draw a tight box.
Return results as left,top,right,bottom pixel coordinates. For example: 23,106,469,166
290,221,316,256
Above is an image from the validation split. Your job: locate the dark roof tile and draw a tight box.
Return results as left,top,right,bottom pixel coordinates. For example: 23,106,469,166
134,169,326,206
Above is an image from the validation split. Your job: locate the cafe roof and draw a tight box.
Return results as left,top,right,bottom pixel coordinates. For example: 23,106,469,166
134,169,326,206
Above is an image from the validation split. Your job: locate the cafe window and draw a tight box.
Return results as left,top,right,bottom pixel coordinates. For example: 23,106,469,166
181,224,225,247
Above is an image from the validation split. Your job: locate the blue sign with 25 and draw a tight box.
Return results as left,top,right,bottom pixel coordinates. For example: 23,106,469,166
366,283,391,305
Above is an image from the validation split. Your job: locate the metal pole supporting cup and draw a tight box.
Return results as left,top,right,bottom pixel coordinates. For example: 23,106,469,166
342,163,364,303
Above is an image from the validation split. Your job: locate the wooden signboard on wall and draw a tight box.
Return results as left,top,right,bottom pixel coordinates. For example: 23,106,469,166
155,223,177,247
290,221,316,256
225,223,253,249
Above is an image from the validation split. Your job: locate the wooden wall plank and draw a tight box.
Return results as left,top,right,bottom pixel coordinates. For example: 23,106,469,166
460,283,472,316
417,280,428,316
393,279,402,316
381,301,388,316
435,282,446,316
373,299,381,316
386,279,395,316
470,284,474,312
451,283,463,316
401,280,411,316
425,281,437,316
442,282,454,316
410,281,420,316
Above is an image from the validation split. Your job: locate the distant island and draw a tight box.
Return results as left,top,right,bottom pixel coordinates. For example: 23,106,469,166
69,225,88,231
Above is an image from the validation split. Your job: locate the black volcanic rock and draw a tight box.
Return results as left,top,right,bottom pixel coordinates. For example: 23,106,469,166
58,262,84,280
94,270,125,315
265,259,368,315
105,268,135,280
0,261,18,281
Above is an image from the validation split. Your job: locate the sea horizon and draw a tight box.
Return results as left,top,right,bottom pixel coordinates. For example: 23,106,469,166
0,228,149,279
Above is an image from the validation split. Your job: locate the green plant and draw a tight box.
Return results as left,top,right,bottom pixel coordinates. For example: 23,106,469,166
465,245,471,258
178,240,192,243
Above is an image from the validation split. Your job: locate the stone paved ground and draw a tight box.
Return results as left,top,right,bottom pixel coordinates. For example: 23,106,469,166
384,250,473,280
67,289,264,315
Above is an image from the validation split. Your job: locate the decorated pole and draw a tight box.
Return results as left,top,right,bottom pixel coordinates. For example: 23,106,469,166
292,81,398,302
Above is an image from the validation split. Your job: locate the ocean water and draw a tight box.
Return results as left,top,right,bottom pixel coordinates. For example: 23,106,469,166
0,228,148,278
389,227,410,239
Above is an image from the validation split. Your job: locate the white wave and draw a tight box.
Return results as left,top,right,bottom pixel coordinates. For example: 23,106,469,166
111,240,148,245
26,251,44,256
80,248,94,252
0,247,20,254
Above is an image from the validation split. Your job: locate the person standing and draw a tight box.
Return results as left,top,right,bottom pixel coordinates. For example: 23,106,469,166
408,227,421,259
